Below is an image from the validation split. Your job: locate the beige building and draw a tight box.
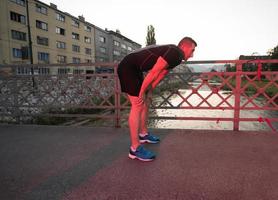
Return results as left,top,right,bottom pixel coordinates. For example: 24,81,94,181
0,0,95,66
0,0,141,75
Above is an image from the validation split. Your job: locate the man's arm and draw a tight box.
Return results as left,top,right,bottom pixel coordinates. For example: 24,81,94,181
151,69,169,89
139,56,168,99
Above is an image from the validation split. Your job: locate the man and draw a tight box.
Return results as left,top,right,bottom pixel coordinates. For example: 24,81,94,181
117,37,197,161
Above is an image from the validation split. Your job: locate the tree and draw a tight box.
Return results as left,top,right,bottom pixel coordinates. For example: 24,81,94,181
268,44,278,71
270,45,278,58
225,64,236,72
146,25,156,46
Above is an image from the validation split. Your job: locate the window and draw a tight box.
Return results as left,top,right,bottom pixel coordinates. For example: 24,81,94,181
12,48,22,58
72,19,79,27
84,26,91,32
72,33,79,40
74,69,84,74
12,47,28,59
113,50,120,56
85,48,92,55
17,67,31,75
36,20,48,31
57,55,66,63
58,68,70,74
85,59,92,63
37,36,48,46
128,46,133,51
10,0,25,6
100,47,106,53
36,4,47,14
72,57,80,63
121,44,127,49
10,11,26,24
73,69,84,74
56,13,65,22
38,52,49,63
114,40,120,47
38,68,50,75
11,30,26,41
56,41,66,49
56,27,65,35
99,36,106,43
84,36,91,44
72,45,80,52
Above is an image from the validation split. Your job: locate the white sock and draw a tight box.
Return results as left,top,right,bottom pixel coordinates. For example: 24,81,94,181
130,146,137,152
139,133,148,137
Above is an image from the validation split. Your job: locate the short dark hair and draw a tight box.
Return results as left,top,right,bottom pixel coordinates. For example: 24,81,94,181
178,37,197,47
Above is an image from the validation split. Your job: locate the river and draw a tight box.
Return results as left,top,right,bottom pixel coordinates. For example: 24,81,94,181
151,80,278,131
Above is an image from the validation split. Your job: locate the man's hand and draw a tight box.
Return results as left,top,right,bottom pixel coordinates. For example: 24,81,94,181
138,56,168,100
139,84,154,102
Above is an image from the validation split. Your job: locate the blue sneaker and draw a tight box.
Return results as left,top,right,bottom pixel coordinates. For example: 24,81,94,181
139,133,160,144
128,145,156,161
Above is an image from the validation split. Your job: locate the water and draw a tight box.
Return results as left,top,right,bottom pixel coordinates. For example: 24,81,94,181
151,84,278,131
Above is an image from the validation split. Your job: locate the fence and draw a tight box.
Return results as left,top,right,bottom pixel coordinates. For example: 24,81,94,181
0,60,277,131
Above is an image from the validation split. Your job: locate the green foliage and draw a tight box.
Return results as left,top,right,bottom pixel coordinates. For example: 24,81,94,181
222,78,278,99
225,64,236,72
268,44,278,71
153,81,188,95
146,25,156,46
270,45,278,58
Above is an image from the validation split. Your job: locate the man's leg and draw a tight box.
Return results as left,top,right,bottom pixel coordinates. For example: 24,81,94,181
127,94,156,161
138,91,160,144
139,95,150,135
127,95,144,150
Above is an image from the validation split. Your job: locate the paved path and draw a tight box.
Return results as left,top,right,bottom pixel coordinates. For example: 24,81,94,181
0,124,278,200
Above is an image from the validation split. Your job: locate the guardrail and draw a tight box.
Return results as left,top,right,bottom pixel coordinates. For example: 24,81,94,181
150,60,278,131
0,60,277,131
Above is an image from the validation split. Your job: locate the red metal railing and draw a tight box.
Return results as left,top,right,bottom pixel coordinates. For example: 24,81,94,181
0,60,277,131
146,59,278,131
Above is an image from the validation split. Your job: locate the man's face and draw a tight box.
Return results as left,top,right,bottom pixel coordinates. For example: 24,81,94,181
181,43,196,60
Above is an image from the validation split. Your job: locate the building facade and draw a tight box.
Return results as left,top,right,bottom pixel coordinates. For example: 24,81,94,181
94,29,141,73
108,30,141,63
0,0,141,74
94,27,110,63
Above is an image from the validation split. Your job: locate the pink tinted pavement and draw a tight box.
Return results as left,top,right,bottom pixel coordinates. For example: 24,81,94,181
0,125,278,200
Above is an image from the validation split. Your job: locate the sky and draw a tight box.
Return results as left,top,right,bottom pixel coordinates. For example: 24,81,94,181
41,0,278,60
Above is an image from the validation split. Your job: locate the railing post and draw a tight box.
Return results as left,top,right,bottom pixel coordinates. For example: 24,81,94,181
114,64,121,128
233,63,242,131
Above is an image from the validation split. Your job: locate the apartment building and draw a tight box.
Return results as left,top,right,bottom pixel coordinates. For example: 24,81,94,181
0,0,141,74
108,30,141,63
94,27,110,63
94,28,141,73
0,0,95,65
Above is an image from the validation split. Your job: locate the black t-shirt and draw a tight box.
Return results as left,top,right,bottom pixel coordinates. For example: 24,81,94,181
122,44,184,72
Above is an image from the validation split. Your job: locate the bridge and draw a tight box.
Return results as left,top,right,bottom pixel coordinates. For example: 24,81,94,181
1,125,278,200
0,60,277,199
